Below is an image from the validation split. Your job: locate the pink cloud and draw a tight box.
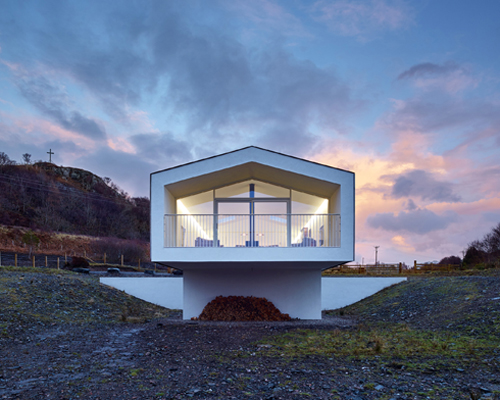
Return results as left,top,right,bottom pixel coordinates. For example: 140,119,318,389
0,111,97,151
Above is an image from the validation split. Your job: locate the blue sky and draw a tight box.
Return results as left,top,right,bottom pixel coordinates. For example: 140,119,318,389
1,0,499,264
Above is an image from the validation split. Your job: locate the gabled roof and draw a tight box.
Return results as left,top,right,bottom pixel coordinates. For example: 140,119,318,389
151,146,353,199
151,146,353,176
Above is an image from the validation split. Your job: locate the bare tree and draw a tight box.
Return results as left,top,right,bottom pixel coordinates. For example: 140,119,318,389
0,152,15,166
464,222,500,266
22,153,32,164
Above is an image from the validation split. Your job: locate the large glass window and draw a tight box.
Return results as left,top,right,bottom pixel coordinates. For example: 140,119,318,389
291,190,327,214
177,190,213,214
173,181,329,247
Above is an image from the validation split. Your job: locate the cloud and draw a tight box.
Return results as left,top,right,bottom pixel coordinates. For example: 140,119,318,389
397,62,461,80
311,0,413,39
397,62,478,93
13,73,106,140
379,96,500,138
367,207,458,234
148,26,362,157
404,198,417,211
387,169,461,202
227,0,309,37
0,1,363,158
130,132,193,167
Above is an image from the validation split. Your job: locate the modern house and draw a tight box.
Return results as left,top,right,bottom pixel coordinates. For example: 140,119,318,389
150,146,354,319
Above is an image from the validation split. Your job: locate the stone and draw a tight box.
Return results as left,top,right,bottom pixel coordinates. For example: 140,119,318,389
107,268,120,274
72,268,90,274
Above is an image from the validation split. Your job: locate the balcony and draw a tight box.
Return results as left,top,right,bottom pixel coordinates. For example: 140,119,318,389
164,213,340,248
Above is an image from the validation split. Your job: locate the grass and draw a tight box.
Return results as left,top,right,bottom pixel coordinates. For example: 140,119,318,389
254,273,500,373
0,265,173,332
257,324,500,370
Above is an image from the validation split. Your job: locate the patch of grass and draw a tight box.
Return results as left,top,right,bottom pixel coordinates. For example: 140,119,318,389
0,265,75,275
256,324,500,371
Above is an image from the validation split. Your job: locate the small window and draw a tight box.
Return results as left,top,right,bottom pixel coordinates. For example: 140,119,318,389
215,180,290,198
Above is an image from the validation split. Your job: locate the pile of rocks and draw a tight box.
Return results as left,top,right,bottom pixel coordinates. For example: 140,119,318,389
197,295,292,321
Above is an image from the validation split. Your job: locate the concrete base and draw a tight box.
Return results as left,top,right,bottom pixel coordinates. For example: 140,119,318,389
100,276,407,319
183,268,322,320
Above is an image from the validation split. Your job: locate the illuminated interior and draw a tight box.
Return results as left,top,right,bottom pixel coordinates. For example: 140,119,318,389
175,180,329,247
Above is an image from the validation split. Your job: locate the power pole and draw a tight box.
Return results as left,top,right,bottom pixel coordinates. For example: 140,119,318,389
374,246,380,266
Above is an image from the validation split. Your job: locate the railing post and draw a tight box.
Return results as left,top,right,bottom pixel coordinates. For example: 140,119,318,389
287,213,291,247
213,214,218,248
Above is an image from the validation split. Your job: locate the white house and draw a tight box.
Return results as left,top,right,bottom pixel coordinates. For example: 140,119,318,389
150,146,355,319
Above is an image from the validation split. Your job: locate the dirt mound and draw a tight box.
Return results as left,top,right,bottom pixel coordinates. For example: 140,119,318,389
197,295,292,321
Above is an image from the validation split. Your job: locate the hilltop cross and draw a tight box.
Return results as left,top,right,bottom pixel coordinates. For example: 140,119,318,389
47,149,54,163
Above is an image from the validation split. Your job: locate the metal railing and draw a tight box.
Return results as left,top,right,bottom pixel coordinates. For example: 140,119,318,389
163,214,340,248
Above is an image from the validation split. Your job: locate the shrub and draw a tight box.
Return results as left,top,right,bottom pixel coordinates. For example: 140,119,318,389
71,256,89,268
90,237,147,263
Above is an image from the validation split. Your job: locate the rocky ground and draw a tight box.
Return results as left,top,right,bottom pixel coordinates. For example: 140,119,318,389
1,267,500,400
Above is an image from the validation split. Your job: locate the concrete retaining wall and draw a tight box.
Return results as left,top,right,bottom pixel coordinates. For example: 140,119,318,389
100,276,406,318
321,277,407,310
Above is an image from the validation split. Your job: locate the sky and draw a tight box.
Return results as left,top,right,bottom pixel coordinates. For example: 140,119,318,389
1,0,499,264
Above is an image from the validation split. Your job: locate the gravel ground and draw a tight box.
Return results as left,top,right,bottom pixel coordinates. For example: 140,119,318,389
1,268,500,400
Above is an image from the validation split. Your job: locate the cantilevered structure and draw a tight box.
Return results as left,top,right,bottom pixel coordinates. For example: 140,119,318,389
150,146,354,319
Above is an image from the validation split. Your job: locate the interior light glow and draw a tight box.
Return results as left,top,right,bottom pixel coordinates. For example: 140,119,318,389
177,200,210,239
293,199,328,244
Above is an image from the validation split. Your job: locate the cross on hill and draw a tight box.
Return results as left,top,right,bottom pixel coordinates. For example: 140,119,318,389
47,149,54,163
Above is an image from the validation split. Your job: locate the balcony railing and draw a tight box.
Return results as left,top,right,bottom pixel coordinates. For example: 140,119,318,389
164,214,340,248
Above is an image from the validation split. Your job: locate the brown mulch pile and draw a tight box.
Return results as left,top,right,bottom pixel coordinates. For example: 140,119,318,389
197,295,292,321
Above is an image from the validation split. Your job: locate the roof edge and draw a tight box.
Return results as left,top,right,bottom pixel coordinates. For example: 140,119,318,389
150,146,354,176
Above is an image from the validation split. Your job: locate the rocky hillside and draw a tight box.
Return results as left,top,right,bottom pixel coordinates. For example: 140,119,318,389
0,162,149,241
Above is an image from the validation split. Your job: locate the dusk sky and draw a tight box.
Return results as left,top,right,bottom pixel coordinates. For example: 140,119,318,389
1,0,499,265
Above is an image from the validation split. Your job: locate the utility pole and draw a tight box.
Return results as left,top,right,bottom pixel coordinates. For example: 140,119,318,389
374,246,380,266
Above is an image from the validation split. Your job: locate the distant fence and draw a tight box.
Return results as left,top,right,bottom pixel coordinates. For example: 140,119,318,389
0,250,165,272
326,261,460,275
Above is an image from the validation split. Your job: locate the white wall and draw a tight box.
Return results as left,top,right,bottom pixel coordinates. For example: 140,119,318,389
100,277,183,310
321,277,407,310
183,268,322,320
100,276,406,319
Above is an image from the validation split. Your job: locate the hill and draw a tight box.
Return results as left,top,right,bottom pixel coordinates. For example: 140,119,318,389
0,161,149,241
0,266,175,335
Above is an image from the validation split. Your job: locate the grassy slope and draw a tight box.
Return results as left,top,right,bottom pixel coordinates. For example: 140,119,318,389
260,274,500,374
0,266,174,336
